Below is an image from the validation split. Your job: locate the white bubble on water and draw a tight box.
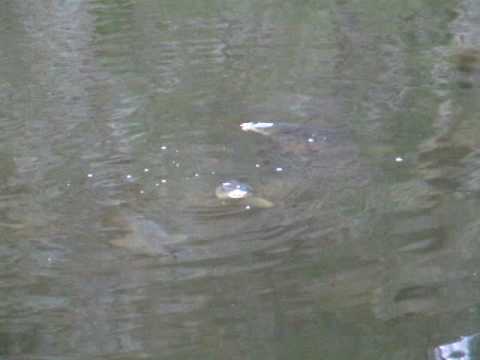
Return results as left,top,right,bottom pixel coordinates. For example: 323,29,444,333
245,205,251,210
308,138,315,143
161,179,167,183
255,164,261,168
87,173,93,178
144,168,150,173
395,157,404,163
161,145,167,150
275,167,283,172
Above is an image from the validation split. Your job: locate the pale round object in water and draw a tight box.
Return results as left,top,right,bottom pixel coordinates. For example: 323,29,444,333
215,180,274,208
215,180,253,200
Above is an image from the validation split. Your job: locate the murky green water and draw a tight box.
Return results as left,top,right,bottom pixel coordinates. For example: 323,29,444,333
2,0,480,358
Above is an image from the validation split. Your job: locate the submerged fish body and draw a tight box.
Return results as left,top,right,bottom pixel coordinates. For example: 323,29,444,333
243,196,274,209
108,213,187,256
239,120,361,193
240,121,348,148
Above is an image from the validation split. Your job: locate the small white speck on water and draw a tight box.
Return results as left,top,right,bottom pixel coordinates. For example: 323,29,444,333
194,173,199,177
255,163,261,168
161,179,167,183
175,163,180,168
211,171,216,175
161,145,167,150
47,257,53,264
395,157,404,163
155,183,160,186
139,190,145,194
275,167,283,172
175,150,179,153
87,173,93,178
144,168,150,173
126,174,132,180
245,205,251,210
308,138,315,143
66,183,71,187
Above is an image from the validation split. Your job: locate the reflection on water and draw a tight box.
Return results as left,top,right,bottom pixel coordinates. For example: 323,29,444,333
3,0,480,358
431,333,480,360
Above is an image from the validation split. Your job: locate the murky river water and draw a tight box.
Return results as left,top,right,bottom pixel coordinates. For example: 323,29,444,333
2,0,480,358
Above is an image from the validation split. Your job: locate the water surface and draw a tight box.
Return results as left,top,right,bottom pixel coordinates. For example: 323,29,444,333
2,0,480,358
